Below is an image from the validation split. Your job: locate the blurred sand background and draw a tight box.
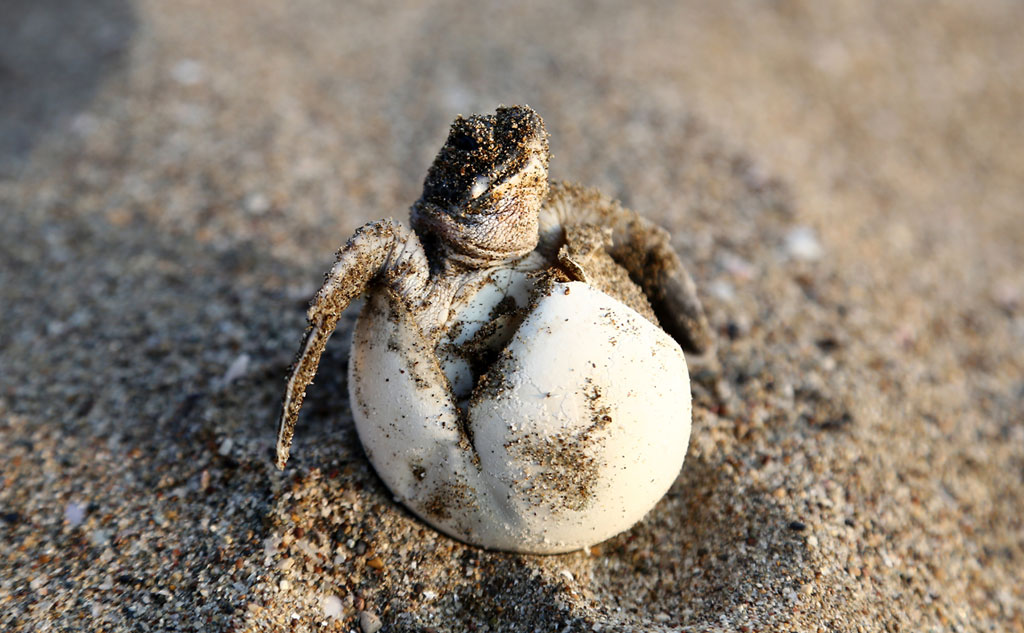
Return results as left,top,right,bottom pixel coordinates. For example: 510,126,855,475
1,1,1022,631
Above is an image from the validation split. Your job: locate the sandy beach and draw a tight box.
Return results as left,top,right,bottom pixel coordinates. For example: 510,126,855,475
2,1,1022,630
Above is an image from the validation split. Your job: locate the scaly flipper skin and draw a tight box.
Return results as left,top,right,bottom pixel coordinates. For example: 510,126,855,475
541,182,713,355
276,219,428,469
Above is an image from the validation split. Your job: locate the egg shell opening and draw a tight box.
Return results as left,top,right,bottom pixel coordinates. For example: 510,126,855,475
350,281,691,553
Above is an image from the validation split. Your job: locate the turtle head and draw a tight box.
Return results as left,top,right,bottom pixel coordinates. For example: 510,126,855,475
412,105,550,267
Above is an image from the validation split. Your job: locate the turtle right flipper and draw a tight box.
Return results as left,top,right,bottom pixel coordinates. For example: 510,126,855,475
276,219,426,469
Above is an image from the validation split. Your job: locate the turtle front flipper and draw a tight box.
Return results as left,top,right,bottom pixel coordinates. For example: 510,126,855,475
626,233,713,355
541,182,713,355
276,219,429,469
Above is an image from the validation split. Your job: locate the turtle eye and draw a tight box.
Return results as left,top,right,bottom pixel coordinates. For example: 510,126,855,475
450,132,478,152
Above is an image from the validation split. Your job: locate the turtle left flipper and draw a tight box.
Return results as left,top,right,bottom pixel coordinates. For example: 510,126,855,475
541,182,713,355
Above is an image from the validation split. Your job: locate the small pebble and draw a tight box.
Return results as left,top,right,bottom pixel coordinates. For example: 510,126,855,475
788,520,807,531
171,58,204,85
244,192,271,215
220,353,250,387
784,226,823,261
322,594,344,619
89,529,111,547
708,279,736,302
64,501,86,528
360,610,383,633
719,251,756,279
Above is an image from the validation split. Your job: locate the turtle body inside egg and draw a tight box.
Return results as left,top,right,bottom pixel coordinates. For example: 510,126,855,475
349,267,691,554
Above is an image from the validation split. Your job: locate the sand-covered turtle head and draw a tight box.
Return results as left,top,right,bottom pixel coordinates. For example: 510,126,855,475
412,105,550,266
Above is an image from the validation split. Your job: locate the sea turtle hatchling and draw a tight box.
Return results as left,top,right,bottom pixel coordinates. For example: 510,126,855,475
275,105,712,554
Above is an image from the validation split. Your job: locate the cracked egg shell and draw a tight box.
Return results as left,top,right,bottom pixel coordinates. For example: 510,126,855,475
349,280,691,554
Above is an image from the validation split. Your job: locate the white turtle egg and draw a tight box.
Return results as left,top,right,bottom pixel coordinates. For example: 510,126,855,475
349,279,691,554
